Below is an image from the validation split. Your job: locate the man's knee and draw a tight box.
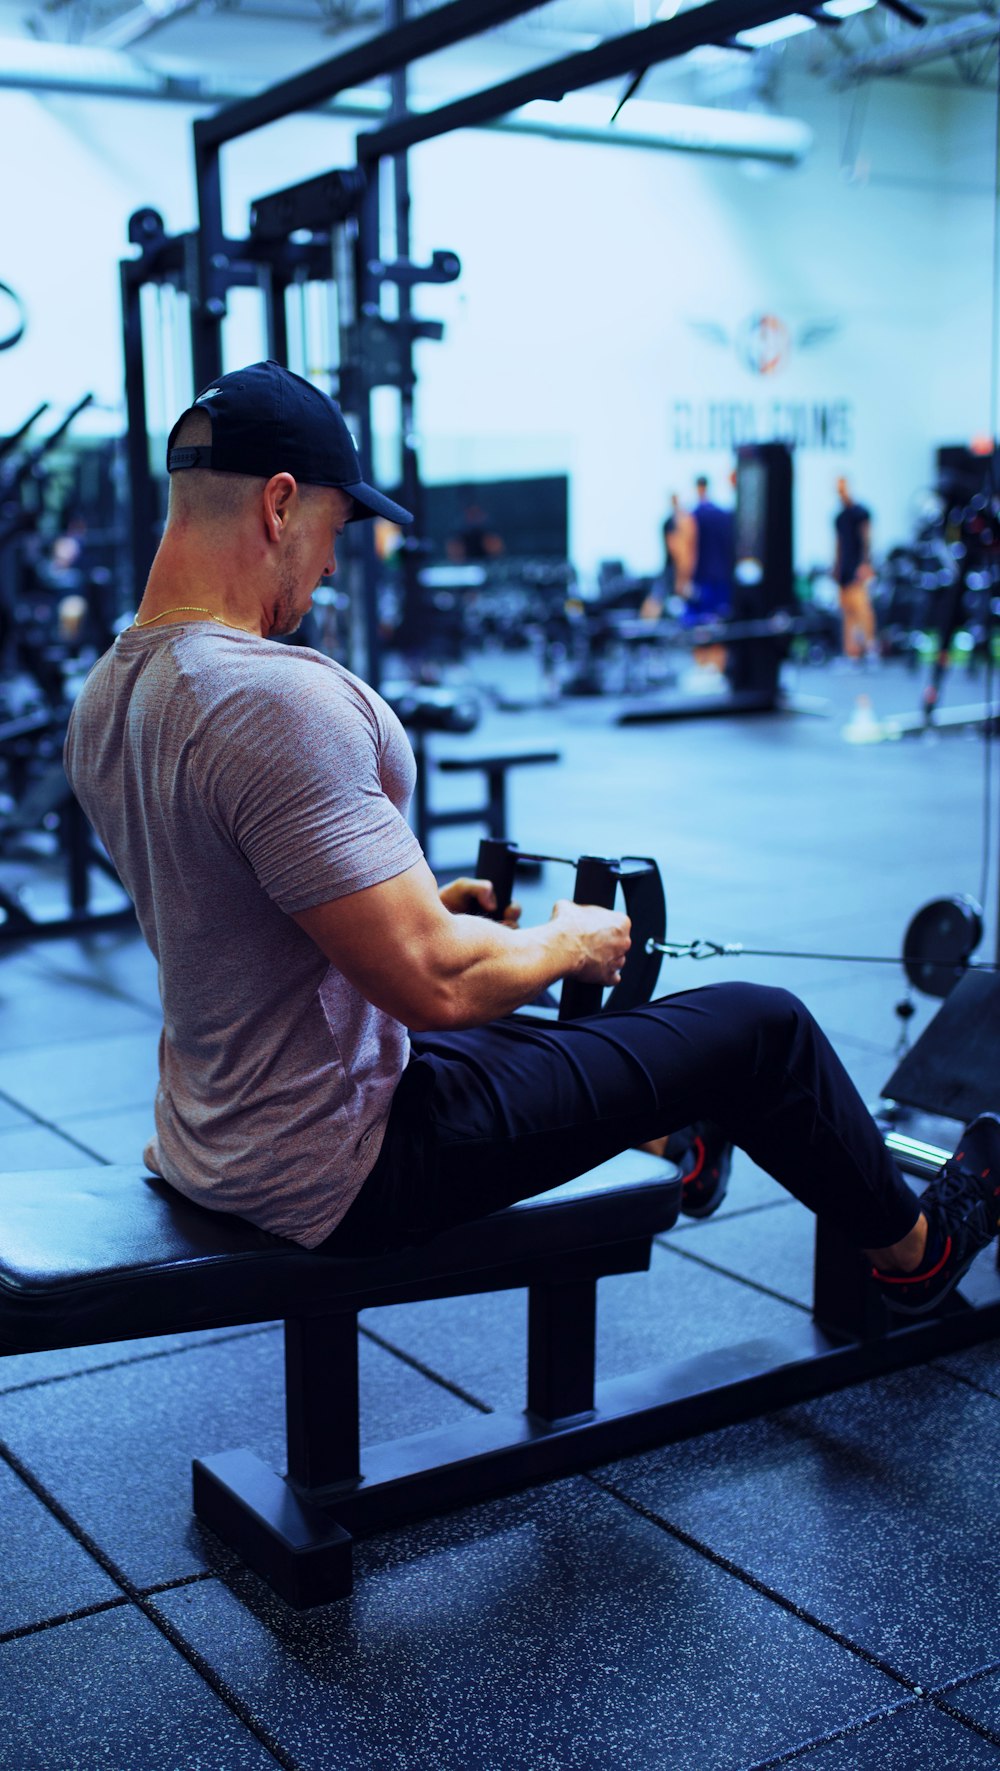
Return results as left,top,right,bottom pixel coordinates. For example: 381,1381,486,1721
701,981,812,1071
698,980,805,1024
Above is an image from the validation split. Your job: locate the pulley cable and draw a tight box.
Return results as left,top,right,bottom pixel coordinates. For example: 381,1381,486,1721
645,936,1000,973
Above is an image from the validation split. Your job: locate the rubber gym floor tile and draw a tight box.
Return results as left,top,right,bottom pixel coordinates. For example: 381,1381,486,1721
596,1361,1000,1688
0,1321,271,1393
673,1195,820,1311
937,1666,1000,1738
0,979,157,1054
57,1102,155,1164
151,1479,899,1771
0,1095,35,1132
0,1028,159,1118
21,929,161,1011
0,1606,276,1771
0,1456,119,1632
0,1120,104,1169
755,1701,1000,1770
0,1323,477,1588
930,1336,1000,1407
366,1232,812,1417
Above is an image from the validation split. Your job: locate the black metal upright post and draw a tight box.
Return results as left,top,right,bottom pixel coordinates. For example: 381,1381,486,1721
119,262,160,602
353,175,383,690
389,0,426,660
390,1,420,525
191,132,226,391
264,267,292,368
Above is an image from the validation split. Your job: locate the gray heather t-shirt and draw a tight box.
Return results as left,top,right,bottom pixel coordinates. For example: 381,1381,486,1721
64,624,423,1247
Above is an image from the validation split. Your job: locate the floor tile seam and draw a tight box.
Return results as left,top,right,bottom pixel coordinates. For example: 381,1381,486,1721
0,1090,113,1163
0,1322,279,1397
585,1470,918,1695
0,1592,131,1648
927,1690,1000,1749
142,1587,305,1771
655,1234,813,1315
818,1027,895,1058
929,1654,1000,1701
358,1321,494,1415
927,1356,1000,1406
660,1197,793,1240
0,1433,143,1602
0,1436,297,1771
734,1693,926,1770
13,951,158,1020
7,946,135,996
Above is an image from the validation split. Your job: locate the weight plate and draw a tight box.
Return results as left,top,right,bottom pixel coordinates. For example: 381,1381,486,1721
902,894,983,999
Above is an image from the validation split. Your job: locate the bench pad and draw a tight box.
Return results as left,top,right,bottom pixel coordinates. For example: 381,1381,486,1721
0,1154,680,1353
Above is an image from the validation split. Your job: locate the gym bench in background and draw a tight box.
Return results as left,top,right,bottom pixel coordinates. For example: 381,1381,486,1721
386,687,561,865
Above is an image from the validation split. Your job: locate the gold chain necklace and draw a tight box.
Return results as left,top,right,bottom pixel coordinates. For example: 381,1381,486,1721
132,605,258,634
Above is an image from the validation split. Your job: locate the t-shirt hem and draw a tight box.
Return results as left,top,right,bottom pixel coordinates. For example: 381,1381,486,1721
144,1115,389,1252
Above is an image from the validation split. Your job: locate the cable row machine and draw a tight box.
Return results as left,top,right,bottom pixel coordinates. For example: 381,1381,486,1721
85,0,1000,1594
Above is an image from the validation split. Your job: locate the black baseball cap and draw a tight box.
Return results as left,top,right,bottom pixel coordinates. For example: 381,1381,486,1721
166,360,413,526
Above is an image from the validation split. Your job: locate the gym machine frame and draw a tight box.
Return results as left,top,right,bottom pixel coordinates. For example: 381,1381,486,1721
118,0,839,689
205,849,1000,1606
112,1,1000,1567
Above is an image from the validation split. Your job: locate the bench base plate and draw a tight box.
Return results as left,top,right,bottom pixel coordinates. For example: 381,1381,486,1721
194,1281,1000,1608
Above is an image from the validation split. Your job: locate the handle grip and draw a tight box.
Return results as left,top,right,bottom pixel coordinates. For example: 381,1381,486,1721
475,838,519,920
559,856,620,1020
475,841,667,1019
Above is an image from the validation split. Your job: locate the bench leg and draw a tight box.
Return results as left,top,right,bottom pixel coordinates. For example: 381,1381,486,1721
285,1314,360,1489
813,1218,890,1340
527,1278,597,1422
191,1312,362,1608
193,1449,353,1608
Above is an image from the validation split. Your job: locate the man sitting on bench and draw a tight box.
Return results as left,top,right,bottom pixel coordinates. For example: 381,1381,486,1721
64,361,1000,1319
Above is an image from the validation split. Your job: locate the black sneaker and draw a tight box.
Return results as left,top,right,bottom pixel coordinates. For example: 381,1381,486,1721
654,1122,733,1219
873,1112,1000,1315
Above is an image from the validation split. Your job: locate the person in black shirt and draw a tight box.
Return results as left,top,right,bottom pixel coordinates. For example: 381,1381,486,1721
833,477,876,661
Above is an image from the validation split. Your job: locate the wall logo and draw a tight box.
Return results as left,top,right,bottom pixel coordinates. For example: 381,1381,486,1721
739,312,789,376
675,310,851,453
0,282,26,353
688,313,840,377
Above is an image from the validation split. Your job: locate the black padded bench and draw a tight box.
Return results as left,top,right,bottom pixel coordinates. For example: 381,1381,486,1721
6,1149,1000,1612
0,1156,681,1608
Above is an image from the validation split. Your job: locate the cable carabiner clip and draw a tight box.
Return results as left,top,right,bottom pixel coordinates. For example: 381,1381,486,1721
645,936,744,962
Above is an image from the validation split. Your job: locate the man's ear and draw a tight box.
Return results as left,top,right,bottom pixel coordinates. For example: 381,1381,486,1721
263,473,297,542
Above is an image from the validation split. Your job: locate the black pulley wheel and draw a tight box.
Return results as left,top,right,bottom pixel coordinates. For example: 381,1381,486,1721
902,894,983,998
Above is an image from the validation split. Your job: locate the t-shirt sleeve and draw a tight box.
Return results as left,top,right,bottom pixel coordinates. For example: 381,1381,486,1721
206,670,423,913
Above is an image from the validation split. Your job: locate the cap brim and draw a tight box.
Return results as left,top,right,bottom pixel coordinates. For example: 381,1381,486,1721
343,481,413,526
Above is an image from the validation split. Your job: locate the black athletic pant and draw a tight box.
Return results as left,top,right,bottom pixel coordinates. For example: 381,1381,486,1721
324,982,922,1259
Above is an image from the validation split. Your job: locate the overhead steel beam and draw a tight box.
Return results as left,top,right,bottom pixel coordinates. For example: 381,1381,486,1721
190,0,552,383
195,0,547,151
356,0,825,160
832,8,999,82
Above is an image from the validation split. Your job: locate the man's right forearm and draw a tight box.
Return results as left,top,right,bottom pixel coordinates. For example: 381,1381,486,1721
405,913,585,1031
291,861,631,1032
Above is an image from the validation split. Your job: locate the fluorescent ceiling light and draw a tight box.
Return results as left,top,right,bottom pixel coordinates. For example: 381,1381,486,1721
822,0,877,15
0,36,165,94
736,14,816,47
